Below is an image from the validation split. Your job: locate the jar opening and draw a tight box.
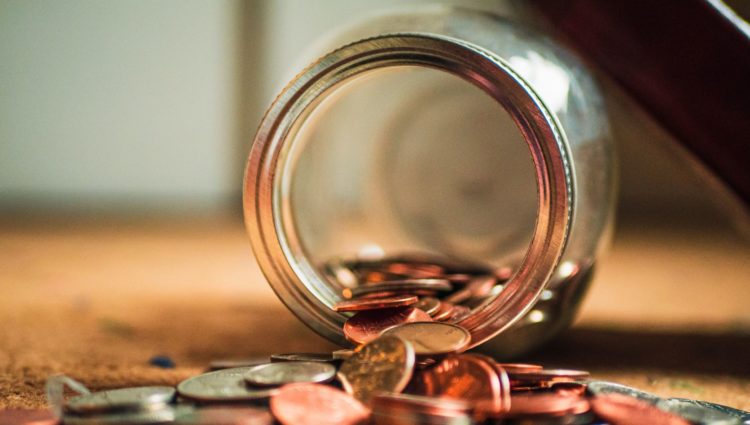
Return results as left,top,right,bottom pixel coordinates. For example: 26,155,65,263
245,34,573,348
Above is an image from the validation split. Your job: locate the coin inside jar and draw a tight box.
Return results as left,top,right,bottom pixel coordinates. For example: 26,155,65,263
412,297,441,316
345,279,452,299
270,383,370,425
337,336,415,404
380,322,471,356
343,307,432,345
243,362,336,387
65,386,176,415
334,295,418,312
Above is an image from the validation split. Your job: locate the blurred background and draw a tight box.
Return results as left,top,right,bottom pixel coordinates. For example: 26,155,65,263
1,0,748,411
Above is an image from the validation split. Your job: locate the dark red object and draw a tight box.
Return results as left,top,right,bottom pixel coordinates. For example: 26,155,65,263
534,0,750,204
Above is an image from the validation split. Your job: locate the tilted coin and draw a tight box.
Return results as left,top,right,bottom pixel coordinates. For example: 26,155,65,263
343,307,432,345
443,305,471,323
408,354,503,417
209,357,269,371
664,398,750,423
244,362,336,387
503,393,590,417
65,386,176,414
590,394,690,425
413,297,441,316
338,335,415,404
371,393,472,425
334,295,419,312
497,363,543,373
177,367,278,402
270,352,336,363
63,405,190,425
380,322,471,356
508,368,590,390
270,383,370,425
656,397,743,425
586,380,661,405
431,302,456,322
550,381,587,397
464,353,511,413
443,276,496,304
345,279,452,299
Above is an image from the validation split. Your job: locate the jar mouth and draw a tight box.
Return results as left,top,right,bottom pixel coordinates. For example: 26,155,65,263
244,33,574,349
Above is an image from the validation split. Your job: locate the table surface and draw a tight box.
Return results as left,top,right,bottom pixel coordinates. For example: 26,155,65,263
1,214,748,411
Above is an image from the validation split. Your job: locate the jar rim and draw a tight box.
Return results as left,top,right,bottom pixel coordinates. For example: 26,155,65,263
243,33,574,349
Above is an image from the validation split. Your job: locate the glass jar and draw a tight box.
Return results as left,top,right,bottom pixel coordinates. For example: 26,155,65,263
243,6,615,357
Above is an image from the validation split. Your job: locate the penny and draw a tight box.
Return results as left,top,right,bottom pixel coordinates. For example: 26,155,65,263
444,304,471,323
443,276,496,304
380,322,471,356
413,297,441,316
244,362,336,387
586,380,661,405
177,367,278,402
334,295,419,312
337,336,415,404
371,393,471,425
550,381,587,397
346,279,452,299
507,393,590,416
343,307,432,345
590,394,691,425
431,302,456,322
508,368,590,389
65,386,176,414
408,354,503,417
209,357,269,371
270,383,370,425
270,353,337,363
497,363,543,374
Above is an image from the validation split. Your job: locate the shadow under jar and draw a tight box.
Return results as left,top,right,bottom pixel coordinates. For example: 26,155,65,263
244,6,615,358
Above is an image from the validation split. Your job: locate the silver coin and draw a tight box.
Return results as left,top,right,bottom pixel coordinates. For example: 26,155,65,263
63,404,186,424
657,398,744,425
177,367,278,402
586,380,661,405
65,386,175,415
243,361,336,387
209,357,269,371
665,399,750,424
270,352,336,363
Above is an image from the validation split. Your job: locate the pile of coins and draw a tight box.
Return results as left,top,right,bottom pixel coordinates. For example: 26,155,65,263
49,254,749,424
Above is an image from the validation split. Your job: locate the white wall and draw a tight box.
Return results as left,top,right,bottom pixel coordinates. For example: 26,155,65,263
0,0,241,211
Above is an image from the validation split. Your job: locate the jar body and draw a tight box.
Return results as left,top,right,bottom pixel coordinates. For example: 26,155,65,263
244,7,615,357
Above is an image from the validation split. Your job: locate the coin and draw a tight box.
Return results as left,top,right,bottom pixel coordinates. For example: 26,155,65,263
209,357,269,371
323,258,358,288
63,405,190,425
443,304,471,323
334,295,419,312
65,386,176,414
443,276,496,304
590,394,691,425
371,393,472,425
337,336,415,404
431,302,456,322
380,322,471,356
497,363,543,373
508,368,590,390
270,353,336,363
343,307,432,345
656,397,743,425
413,297,441,316
664,398,750,423
332,349,355,360
346,279,452,299
244,362,336,387
173,405,273,425
586,380,661,405
270,383,370,425
177,367,278,402
505,393,590,417
408,354,503,417
463,353,511,413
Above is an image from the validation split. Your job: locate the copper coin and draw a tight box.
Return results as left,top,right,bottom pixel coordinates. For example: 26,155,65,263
382,262,444,278
413,297,441,316
343,307,432,345
371,393,471,425
508,369,590,390
270,383,370,425
337,336,415,404
590,394,690,425
444,276,496,304
334,295,418,312
444,304,471,323
494,266,513,281
431,302,456,322
380,322,471,356
506,393,590,417
497,363,543,373
551,381,587,397
408,354,503,417
464,354,511,413
347,279,452,298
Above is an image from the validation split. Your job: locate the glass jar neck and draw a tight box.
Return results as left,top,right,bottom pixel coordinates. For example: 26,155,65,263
244,33,575,348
